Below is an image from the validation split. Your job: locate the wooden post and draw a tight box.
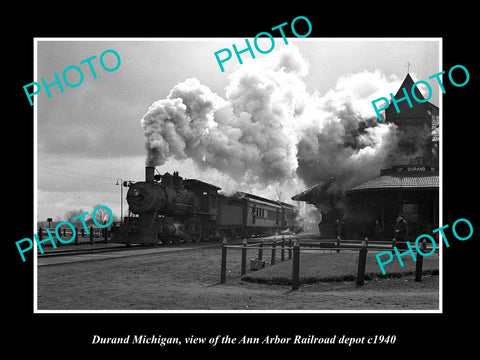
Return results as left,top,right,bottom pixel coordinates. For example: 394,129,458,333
57,227,62,247
220,238,227,283
356,240,368,286
415,239,427,282
38,227,43,241
336,236,341,253
392,238,396,254
90,226,94,244
104,227,108,243
271,240,276,265
288,239,292,260
291,240,300,290
258,242,263,260
281,237,285,262
241,238,247,276
74,227,79,246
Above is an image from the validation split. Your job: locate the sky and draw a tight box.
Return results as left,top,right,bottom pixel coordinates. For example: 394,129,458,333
35,38,440,221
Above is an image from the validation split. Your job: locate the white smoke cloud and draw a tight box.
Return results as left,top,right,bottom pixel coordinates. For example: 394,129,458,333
321,70,401,119
140,45,403,201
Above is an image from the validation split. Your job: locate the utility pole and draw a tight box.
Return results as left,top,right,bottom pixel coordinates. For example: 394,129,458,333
116,178,124,222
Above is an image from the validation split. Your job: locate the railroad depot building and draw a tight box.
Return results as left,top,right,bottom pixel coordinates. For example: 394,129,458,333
346,164,439,240
293,73,440,240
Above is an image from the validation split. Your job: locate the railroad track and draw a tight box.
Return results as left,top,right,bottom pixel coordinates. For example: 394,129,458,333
36,240,226,260
36,236,296,264
38,245,140,258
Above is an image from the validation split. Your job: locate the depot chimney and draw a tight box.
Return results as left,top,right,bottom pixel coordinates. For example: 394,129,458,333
145,166,155,183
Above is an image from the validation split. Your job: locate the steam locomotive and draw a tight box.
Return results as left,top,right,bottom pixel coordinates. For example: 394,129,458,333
111,167,302,245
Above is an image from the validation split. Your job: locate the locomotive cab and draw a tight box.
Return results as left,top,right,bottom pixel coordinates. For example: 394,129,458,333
183,179,220,216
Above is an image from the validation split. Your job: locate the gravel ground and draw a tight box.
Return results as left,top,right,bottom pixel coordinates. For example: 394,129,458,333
37,247,439,311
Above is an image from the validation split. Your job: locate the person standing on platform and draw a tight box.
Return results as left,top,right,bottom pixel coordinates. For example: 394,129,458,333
393,214,408,244
333,218,342,240
373,219,382,241
340,219,347,240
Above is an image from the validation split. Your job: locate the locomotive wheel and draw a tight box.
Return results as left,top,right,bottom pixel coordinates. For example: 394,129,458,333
183,216,203,243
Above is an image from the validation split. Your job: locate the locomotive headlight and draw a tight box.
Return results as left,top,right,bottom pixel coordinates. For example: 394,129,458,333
132,188,140,197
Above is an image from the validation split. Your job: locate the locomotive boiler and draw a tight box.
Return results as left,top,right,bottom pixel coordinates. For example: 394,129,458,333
127,167,197,216
111,166,302,245
111,167,205,245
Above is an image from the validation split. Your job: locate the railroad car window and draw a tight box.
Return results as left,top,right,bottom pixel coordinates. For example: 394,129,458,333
252,208,266,218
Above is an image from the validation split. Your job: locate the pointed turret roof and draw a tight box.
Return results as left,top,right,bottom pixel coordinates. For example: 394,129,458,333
393,73,425,101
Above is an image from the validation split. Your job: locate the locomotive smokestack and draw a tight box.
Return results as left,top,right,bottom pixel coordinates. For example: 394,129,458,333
145,166,155,183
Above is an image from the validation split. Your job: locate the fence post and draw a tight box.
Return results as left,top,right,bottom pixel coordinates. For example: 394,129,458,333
90,226,93,244
241,238,247,276
271,240,276,265
38,227,43,241
57,228,62,247
392,238,396,254
356,240,368,286
220,238,227,283
258,242,263,260
291,240,300,290
415,239,427,282
336,236,341,253
281,236,285,262
75,227,79,246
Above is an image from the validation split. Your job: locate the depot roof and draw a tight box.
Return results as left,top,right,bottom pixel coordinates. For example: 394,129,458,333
347,165,439,193
291,177,336,203
291,165,439,203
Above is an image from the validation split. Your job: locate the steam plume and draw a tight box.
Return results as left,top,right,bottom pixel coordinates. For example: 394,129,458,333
141,45,407,200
